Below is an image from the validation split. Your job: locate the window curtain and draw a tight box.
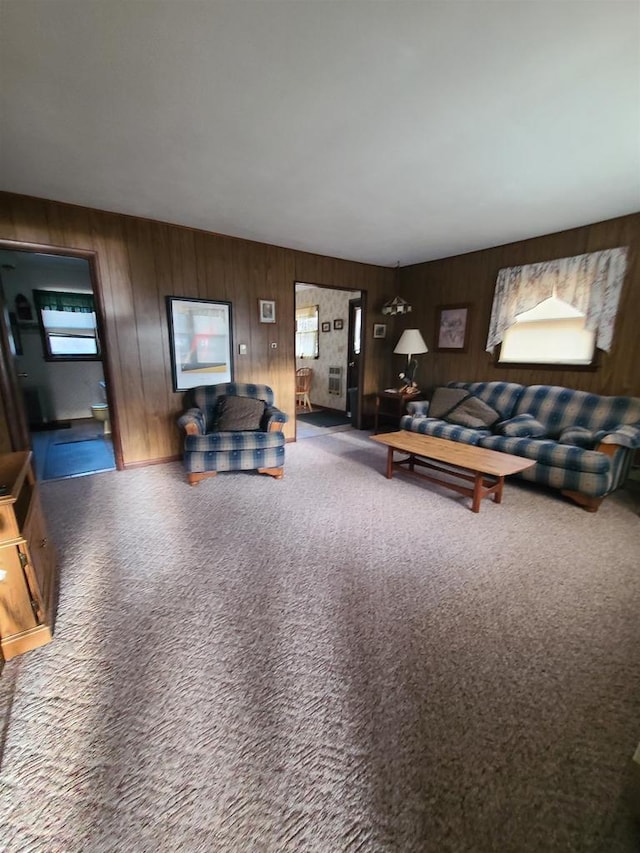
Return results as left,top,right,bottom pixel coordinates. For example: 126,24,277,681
33,289,95,313
485,247,628,353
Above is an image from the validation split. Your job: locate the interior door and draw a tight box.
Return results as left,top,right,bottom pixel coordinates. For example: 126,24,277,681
0,277,30,452
347,297,362,426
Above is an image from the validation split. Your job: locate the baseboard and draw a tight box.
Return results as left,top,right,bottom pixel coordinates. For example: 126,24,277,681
123,454,181,469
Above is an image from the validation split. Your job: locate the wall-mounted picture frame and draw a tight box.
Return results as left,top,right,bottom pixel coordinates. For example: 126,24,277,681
258,298,276,323
321,321,331,333
434,304,471,352
166,296,233,391
373,323,386,339
333,318,344,330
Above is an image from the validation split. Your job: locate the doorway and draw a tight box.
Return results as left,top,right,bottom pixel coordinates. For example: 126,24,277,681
294,282,365,438
0,244,120,480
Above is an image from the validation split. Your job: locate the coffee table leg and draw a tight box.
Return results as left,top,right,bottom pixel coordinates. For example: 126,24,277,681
386,447,394,479
493,476,505,504
472,473,482,512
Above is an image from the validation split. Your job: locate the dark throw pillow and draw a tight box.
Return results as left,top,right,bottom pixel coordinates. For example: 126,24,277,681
445,395,501,429
212,395,265,431
496,413,548,438
428,387,471,419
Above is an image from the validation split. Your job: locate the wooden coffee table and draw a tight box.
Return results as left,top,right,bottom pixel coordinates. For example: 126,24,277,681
370,431,536,513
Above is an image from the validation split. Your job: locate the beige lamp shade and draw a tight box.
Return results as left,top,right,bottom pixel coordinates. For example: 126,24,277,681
393,329,428,360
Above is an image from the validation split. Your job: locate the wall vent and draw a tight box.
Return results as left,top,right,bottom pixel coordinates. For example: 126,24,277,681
328,366,342,396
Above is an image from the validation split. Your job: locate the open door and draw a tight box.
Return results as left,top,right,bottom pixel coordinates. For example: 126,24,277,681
0,275,30,452
347,296,363,427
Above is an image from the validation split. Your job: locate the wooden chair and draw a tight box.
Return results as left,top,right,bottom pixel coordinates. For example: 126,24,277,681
295,367,313,412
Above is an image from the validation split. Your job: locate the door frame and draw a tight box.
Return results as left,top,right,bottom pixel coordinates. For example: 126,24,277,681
0,239,123,470
293,282,366,433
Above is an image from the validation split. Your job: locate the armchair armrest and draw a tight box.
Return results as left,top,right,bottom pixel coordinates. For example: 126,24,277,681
598,422,640,450
406,400,430,417
263,405,289,432
177,407,206,436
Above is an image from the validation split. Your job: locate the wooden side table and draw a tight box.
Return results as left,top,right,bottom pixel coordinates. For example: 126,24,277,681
374,390,425,434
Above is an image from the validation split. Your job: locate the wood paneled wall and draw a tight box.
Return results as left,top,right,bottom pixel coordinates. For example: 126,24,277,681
0,193,396,464
399,213,640,396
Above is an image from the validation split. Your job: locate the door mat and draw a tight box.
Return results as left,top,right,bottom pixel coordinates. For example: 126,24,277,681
297,410,351,428
43,439,116,480
54,433,103,445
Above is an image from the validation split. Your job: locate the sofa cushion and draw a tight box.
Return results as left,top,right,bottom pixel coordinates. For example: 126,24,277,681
400,415,490,445
496,413,548,438
513,385,640,435
428,387,471,419
444,395,500,429
478,435,610,474
558,426,599,449
212,395,266,431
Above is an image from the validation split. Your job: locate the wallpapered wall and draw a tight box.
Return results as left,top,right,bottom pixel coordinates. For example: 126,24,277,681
295,286,360,410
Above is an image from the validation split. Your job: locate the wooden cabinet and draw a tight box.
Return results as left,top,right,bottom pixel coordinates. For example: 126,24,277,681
0,451,56,660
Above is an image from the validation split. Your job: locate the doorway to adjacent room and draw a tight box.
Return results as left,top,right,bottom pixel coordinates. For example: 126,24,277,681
0,244,120,480
294,282,365,439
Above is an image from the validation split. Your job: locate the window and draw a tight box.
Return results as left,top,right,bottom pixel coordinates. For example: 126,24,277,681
487,247,627,368
295,305,319,359
34,290,100,361
498,296,596,366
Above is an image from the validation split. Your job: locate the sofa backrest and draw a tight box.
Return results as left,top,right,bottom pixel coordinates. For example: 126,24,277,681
513,385,640,434
447,381,525,420
192,383,275,429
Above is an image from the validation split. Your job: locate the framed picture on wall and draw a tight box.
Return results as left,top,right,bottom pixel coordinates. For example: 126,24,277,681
434,304,471,352
321,321,331,332
333,318,344,330
166,296,233,391
258,299,276,323
373,323,386,339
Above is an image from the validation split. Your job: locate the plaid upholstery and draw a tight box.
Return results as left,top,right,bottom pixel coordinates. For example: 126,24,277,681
178,383,288,475
478,436,610,474
401,381,640,500
447,381,526,419
399,415,490,445
514,385,640,437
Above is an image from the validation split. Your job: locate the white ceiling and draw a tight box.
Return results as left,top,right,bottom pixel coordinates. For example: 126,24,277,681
1,1,639,267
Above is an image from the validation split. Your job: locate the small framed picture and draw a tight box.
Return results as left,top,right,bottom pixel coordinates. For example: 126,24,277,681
373,323,386,339
321,321,331,333
258,299,276,323
333,318,344,330
435,304,471,352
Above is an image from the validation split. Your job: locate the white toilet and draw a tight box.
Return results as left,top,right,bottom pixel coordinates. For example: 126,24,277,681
91,381,111,435
90,403,111,435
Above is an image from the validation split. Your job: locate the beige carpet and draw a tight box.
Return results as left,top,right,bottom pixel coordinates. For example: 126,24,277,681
1,430,639,852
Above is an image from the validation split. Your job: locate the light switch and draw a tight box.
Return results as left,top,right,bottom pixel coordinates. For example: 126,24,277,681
238,343,247,355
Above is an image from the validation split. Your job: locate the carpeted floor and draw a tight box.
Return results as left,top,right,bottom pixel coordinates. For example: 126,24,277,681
1,430,639,852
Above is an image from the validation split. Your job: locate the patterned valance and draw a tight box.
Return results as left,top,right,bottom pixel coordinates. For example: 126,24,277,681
33,289,95,313
486,247,628,353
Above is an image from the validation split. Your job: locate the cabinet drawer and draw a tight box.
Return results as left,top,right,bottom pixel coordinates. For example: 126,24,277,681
0,505,19,541
23,490,55,607
0,543,40,638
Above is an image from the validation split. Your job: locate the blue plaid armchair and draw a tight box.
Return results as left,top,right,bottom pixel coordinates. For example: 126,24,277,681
177,383,288,485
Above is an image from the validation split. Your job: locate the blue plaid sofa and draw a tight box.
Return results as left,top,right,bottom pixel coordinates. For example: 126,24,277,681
400,381,640,511
177,383,288,485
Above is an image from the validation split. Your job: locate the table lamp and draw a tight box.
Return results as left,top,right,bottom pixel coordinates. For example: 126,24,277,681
393,329,428,386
